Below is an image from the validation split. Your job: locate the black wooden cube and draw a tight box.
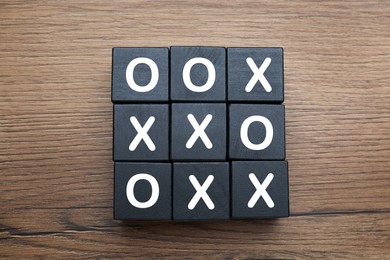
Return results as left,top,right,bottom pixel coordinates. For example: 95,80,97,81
171,46,226,101
232,161,289,218
227,47,283,102
229,104,285,160
114,162,172,220
173,162,230,220
171,103,226,161
113,104,169,161
112,47,169,102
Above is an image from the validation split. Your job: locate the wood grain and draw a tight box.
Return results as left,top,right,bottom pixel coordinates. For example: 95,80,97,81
1,0,389,258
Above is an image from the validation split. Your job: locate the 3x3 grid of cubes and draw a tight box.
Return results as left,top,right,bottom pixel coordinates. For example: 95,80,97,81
112,46,289,220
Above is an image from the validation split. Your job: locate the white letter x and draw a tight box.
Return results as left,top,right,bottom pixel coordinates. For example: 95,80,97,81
186,114,213,149
129,116,156,151
248,173,274,208
188,175,215,210
245,57,272,93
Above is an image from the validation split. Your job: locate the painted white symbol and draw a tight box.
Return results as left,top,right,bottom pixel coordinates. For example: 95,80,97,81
240,115,273,151
183,57,216,92
245,57,272,93
248,173,274,208
188,175,215,210
126,173,159,209
129,116,156,151
126,57,159,92
186,114,213,149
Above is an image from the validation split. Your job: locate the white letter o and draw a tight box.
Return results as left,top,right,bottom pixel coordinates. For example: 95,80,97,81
126,173,159,208
240,116,274,151
126,57,159,92
182,57,216,92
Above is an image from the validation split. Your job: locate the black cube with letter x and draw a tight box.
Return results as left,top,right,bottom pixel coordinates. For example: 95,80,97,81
113,104,169,161
227,47,284,102
111,46,288,221
171,103,226,161
173,162,230,220
232,161,289,218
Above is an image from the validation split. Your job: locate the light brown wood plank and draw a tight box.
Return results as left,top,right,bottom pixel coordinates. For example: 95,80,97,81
1,208,389,258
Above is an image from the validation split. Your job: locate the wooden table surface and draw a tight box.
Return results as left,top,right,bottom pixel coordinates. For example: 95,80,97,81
1,1,389,258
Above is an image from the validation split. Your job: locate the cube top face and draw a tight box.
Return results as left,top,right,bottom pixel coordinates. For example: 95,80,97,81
171,103,226,161
228,47,284,102
170,46,226,101
113,104,169,161
229,104,285,160
112,48,169,102
232,161,289,218
173,162,230,220
114,162,172,220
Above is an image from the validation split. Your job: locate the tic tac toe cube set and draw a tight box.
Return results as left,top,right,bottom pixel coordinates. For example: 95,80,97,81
112,46,289,220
